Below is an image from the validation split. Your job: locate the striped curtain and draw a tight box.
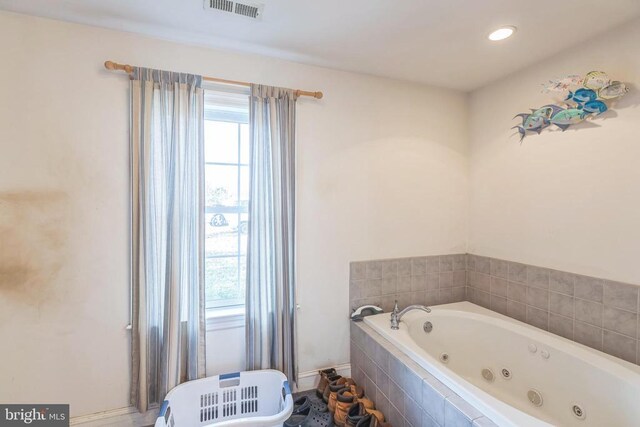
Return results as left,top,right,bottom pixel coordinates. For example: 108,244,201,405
129,67,206,412
245,84,298,383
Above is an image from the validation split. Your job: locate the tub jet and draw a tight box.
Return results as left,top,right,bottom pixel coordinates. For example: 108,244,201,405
527,389,543,407
501,368,512,379
423,321,433,333
481,368,494,382
572,404,586,420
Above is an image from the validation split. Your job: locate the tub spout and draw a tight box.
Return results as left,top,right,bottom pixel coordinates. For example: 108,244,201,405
390,301,431,330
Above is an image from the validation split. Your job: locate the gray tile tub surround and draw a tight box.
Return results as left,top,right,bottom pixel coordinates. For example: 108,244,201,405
466,254,640,366
350,322,498,427
350,254,467,314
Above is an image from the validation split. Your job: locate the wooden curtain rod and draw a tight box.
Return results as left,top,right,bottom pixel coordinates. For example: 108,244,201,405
104,61,323,99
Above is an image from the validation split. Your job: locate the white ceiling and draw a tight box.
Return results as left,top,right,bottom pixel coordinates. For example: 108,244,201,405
2,0,639,91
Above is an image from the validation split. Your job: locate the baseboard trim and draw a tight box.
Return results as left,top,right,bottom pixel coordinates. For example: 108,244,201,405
70,406,159,426
296,363,351,392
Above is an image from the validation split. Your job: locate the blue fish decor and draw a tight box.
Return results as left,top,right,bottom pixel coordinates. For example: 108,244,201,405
565,88,598,104
514,71,629,141
581,100,608,115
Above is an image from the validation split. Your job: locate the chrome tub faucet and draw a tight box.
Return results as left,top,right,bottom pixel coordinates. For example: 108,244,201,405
390,300,431,330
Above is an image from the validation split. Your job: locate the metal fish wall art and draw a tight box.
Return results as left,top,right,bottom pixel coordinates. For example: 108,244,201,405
515,71,629,142
542,75,584,93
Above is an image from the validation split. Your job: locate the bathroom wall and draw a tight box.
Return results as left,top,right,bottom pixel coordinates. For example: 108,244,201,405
468,17,640,285
0,11,468,417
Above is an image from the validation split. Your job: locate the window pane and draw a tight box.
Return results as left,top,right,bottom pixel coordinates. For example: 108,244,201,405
205,257,244,303
204,89,249,310
239,255,247,290
239,165,249,254
205,121,239,164
239,227,248,255
240,124,249,165
205,224,238,257
240,166,249,202
205,164,239,205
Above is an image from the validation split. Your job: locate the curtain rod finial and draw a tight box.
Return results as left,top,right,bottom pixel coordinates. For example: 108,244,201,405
105,60,134,74
295,90,323,99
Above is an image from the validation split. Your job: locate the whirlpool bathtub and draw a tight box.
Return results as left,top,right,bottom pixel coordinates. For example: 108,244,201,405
363,302,640,427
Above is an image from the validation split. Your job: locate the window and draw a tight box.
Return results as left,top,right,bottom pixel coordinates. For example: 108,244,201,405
204,87,250,309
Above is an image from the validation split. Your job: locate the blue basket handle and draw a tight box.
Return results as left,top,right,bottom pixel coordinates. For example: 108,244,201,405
219,371,241,388
281,379,293,415
159,400,169,417
220,371,241,380
156,400,171,426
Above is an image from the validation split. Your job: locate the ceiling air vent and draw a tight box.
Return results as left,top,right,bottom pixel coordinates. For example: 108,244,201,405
205,0,264,20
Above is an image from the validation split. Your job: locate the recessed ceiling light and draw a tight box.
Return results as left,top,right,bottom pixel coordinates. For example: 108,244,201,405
488,26,517,41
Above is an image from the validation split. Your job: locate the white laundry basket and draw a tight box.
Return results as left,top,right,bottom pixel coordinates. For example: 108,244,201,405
154,369,293,427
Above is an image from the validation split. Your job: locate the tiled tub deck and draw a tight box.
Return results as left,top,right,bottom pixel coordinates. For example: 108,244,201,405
350,321,497,427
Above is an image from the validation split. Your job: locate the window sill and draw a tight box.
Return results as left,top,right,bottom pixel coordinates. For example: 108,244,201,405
206,306,245,332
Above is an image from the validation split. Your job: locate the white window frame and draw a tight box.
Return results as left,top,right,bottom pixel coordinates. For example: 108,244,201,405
203,83,250,320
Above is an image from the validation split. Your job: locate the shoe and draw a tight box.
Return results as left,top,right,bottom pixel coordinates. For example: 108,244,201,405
291,396,311,415
306,394,329,413
365,408,385,424
355,413,391,427
334,388,358,426
348,384,364,400
328,386,347,414
358,396,375,410
322,374,342,403
283,396,331,427
316,368,337,397
328,378,356,414
284,405,312,427
346,402,367,427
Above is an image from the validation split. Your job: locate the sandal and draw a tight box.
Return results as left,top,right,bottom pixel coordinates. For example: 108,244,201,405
284,405,333,427
291,396,312,415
